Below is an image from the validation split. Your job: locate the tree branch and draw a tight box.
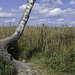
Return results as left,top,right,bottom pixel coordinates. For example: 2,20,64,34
0,0,36,49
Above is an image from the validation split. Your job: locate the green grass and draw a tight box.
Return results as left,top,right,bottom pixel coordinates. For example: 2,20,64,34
0,58,14,75
0,25,75,75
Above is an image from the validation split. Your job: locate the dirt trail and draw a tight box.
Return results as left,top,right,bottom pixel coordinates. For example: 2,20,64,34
17,63,44,75
17,63,36,75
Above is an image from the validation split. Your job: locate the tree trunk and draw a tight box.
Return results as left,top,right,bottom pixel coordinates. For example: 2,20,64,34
0,0,36,74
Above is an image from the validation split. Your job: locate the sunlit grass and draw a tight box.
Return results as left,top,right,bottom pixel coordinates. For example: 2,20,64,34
0,25,75,75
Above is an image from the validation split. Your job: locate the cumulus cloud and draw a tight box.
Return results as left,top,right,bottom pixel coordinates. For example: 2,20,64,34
0,8,3,11
57,18,64,22
11,9,21,12
69,0,75,5
0,12,15,17
38,19,47,22
0,18,17,26
0,0,75,26
46,8,63,17
70,21,75,24
63,8,75,15
19,4,26,10
64,8,73,12
3,19,16,23
56,0,64,5
11,3,41,13
28,18,49,25
30,16,38,19
38,8,50,14
11,4,26,12
48,21,64,26
42,0,63,7
33,3,43,12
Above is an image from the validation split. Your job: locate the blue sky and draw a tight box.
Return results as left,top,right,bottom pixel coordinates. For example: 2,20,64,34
0,0,75,26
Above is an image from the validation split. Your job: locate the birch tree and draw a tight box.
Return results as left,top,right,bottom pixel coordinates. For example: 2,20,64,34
0,0,36,75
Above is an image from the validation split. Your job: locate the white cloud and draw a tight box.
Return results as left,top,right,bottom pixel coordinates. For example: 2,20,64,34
38,19,47,22
11,3,50,14
63,8,75,15
11,9,21,12
39,8,50,14
70,21,75,24
30,3,49,14
57,18,64,22
30,16,38,19
56,0,64,5
11,4,27,12
48,21,64,26
0,8,3,11
0,12,15,17
1,1,74,26
3,19,16,23
46,8,63,17
11,3,41,13
69,0,75,5
42,0,63,7
19,4,26,10
64,8,73,12
11,4,28,12
28,18,49,25
33,3,43,12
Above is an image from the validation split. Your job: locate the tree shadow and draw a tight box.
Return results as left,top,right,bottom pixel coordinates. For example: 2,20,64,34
8,42,21,60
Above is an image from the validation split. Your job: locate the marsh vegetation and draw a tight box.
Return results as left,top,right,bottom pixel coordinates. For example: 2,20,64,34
0,25,75,75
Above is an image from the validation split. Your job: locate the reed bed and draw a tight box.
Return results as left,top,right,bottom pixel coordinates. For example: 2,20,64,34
0,25,75,75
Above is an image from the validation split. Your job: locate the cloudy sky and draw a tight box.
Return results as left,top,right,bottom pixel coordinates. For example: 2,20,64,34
0,0,75,26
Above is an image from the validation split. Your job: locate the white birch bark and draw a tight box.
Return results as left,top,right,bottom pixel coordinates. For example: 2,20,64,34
0,0,36,74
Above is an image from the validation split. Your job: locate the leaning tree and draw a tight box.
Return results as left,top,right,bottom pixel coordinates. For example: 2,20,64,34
0,0,36,75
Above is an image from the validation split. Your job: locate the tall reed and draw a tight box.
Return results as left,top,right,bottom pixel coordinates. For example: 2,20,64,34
0,25,75,75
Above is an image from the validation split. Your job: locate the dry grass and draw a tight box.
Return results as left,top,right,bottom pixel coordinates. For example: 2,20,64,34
0,25,75,75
